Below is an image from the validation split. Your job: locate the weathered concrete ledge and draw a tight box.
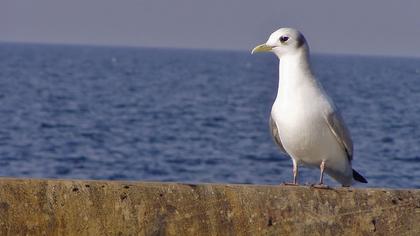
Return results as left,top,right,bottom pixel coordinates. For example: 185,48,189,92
0,178,419,235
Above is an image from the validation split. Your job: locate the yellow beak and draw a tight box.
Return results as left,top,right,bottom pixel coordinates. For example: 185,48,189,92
251,44,273,54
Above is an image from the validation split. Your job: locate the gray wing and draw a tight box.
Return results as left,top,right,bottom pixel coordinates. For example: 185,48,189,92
325,110,353,161
269,116,287,154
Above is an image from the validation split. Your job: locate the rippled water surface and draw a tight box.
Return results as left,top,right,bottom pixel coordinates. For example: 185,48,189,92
0,43,419,188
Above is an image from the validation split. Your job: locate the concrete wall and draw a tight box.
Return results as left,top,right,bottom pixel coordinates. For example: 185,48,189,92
0,178,419,235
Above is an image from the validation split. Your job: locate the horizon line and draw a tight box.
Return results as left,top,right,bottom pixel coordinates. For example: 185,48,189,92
0,40,419,60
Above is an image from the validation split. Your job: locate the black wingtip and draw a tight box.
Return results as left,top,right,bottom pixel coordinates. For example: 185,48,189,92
353,169,368,183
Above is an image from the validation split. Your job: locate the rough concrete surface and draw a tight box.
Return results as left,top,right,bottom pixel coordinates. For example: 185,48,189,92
0,178,419,235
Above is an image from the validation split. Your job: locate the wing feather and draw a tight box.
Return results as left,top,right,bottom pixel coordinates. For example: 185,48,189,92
269,116,287,154
325,110,353,161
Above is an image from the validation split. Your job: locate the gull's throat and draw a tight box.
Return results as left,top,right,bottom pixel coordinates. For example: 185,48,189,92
277,51,313,99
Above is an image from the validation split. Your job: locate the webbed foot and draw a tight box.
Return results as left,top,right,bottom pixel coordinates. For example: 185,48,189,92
310,183,331,189
281,182,299,186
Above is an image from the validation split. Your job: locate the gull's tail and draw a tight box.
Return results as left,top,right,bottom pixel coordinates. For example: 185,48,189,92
353,169,368,183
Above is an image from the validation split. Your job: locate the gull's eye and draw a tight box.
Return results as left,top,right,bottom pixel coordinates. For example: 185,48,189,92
279,36,289,43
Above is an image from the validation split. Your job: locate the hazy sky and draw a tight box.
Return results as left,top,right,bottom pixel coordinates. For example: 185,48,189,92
1,0,419,57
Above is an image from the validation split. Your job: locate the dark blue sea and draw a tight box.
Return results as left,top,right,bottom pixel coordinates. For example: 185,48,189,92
0,43,419,189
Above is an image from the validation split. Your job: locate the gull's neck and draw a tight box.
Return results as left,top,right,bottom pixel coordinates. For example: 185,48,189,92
277,48,315,98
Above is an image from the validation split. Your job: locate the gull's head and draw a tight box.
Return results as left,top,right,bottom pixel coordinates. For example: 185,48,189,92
251,28,307,58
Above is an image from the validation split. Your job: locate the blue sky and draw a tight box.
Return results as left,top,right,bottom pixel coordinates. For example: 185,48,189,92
1,0,419,57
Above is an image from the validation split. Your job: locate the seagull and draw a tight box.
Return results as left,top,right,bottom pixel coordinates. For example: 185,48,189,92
252,28,367,187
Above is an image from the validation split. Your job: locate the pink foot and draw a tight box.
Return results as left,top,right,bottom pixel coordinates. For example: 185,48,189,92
310,183,331,189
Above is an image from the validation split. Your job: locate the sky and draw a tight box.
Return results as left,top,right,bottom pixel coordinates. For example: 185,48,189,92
1,0,419,57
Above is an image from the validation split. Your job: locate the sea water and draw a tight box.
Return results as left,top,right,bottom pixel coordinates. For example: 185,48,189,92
0,43,419,188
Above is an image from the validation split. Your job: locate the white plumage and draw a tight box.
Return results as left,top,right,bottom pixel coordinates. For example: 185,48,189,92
252,28,367,186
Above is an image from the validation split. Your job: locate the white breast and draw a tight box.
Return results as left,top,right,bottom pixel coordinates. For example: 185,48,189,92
272,84,328,165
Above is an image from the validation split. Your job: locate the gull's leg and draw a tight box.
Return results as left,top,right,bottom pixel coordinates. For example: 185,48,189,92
282,159,299,186
319,160,325,184
311,160,330,189
293,159,298,184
